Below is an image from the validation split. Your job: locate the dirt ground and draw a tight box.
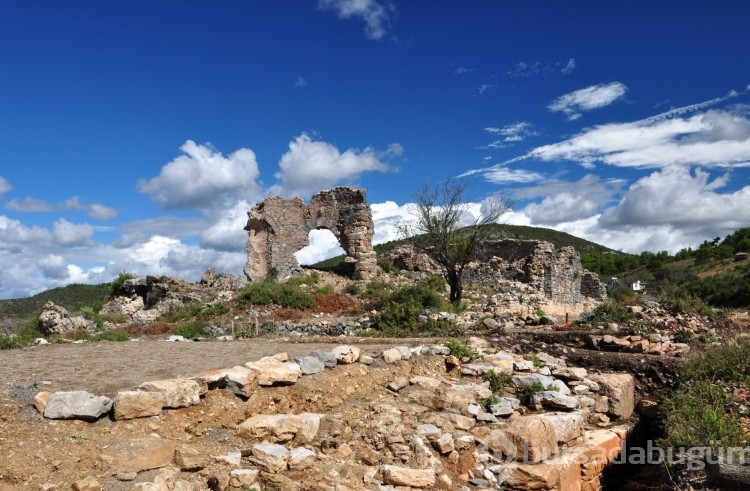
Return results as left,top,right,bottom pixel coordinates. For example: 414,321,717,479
0,337,414,398
0,337,441,491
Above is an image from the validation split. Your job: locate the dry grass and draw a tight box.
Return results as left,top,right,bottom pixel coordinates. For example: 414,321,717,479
314,293,366,315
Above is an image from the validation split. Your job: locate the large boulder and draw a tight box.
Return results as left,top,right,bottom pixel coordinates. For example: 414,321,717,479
37,302,93,335
589,373,635,419
43,391,113,421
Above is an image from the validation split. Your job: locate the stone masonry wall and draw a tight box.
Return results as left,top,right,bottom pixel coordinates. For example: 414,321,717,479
244,187,377,282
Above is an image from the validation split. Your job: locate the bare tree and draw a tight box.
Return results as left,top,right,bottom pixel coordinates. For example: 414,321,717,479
400,178,511,304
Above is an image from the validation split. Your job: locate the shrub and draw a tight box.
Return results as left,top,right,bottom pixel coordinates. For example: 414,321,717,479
445,338,478,360
160,303,205,323
275,284,316,310
237,281,276,306
660,380,746,450
482,394,502,412
344,283,361,296
315,284,335,295
518,381,546,406
94,329,131,342
110,272,138,297
285,273,319,287
683,339,750,383
377,257,397,274
236,281,316,310
484,370,511,393
582,299,636,326
0,334,18,350
371,283,448,337
171,322,204,339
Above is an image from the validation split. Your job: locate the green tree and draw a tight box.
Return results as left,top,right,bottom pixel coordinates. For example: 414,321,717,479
400,178,510,304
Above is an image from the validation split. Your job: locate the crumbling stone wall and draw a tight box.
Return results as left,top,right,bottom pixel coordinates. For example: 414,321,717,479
386,239,606,305
470,240,607,303
244,187,378,282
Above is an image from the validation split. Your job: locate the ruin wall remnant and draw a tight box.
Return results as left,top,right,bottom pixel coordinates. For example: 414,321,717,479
244,187,378,282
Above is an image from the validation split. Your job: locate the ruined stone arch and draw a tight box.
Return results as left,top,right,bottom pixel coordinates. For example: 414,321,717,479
244,187,378,282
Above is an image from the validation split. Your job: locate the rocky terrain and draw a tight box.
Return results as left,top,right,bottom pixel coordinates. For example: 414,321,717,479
2,334,643,491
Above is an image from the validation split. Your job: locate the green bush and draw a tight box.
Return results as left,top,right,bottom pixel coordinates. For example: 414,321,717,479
445,338,478,360
171,322,204,339
660,380,746,450
236,281,315,310
110,272,138,297
518,381,546,406
582,299,636,326
275,284,317,310
237,281,276,306
160,303,205,323
372,284,448,337
94,330,131,342
484,370,511,393
285,273,319,287
315,284,335,295
344,283,361,296
0,334,19,350
683,339,750,383
377,257,397,274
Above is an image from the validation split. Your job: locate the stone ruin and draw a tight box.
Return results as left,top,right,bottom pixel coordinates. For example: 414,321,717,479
244,187,378,282
386,239,607,307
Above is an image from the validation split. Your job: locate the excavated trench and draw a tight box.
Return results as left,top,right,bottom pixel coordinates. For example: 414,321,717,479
506,330,688,490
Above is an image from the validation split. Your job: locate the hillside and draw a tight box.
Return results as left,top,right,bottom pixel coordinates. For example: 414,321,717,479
312,224,621,270
0,283,110,320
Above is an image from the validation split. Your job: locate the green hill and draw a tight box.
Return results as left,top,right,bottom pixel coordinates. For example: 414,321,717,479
310,224,624,271
0,283,111,320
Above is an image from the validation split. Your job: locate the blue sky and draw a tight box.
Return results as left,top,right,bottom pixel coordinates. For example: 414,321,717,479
1,1,749,298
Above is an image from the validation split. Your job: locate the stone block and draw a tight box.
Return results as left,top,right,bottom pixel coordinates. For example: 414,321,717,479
137,379,201,408
114,391,165,420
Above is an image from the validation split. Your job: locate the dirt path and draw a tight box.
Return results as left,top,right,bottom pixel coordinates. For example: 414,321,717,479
0,337,419,398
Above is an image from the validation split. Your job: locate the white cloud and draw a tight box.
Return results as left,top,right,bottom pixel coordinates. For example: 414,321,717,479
51,219,94,247
477,84,494,95
560,58,576,75
0,215,50,251
271,133,392,198
318,0,394,40
295,229,345,265
6,197,54,212
295,76,308,87
60,196,118,220
599,165,750,231
0,176,11,195
484,122,539,143
138,140,262,211
508,58,578,77
200,200,252,252
37,254,69,280
548,82,628,120
483,167,545,184
531,109,750,169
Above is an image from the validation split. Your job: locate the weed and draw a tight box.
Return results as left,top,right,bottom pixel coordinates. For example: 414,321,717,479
445,338,478,360
583,300,636,326
72,434,88,444
236,281,316,310
344,283,361,296
531,354,544,368
315,284,335,295
660,380,745,450
484,370,511,393
110,272,137,297
171,322,204,339
518,381,546,406
94,329,131,342
482,394,502,412
672,328,695,344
